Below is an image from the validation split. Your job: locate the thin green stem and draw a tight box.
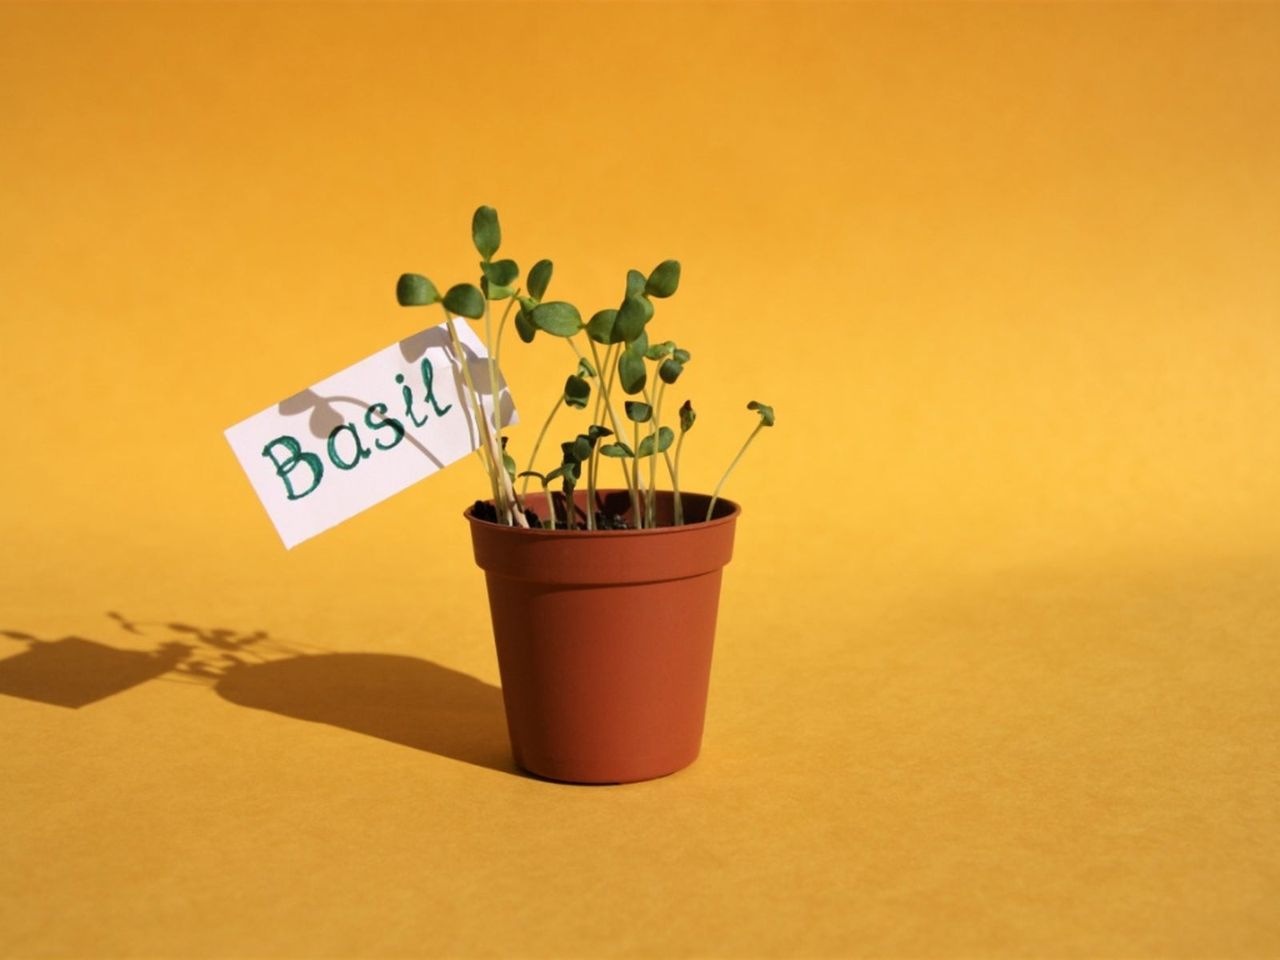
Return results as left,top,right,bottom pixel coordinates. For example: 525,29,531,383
616,456,631,505
644,381,668,527
500,457,526,526
632,419,641,524
706,422,764,522
492,288,521,375
673,430,686,525
480,298,526,527
586,337,641,523
562,334,597,521
642,382,677,509
641,385,656,528
482,299,506,521
520,397,562,496
602,342,620,397
441,306,501,514
540,478,553,529
587,342,617,497
586,444,597,531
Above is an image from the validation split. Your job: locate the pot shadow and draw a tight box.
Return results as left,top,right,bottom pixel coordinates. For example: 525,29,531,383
214,652,516,775
0,615,519,777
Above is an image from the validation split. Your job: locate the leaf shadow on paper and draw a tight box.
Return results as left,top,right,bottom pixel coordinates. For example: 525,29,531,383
274,326,515,464
0,613,517,776
400,324,517,427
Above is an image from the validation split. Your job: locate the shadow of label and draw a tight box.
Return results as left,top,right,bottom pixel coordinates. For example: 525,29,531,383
0,638,189,709
215,653,515,775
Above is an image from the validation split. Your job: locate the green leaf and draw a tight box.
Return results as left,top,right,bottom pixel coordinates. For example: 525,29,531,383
645,259,681,298
599,442,634,458
625,269,646,298
544,465,568,483
527,259,553,301
442,283,485,319
625,400,652,423
586,308,619,344
571,435,593,463
614,293,650,343
564,374,591,409
481,258,519,286
480,259,519,301
500,436,517,481
396,273,439,306
472,206,501,260
576,357,597,378
530,301,583,337
481,278,515,300
558,443,582,481
679,400,696,433
645,340,675,361
659,358,684,384
672,347,691,364
618,346,647,395
588,424,613,441
748,400,776,427
636,426,675,457
515,304,537,343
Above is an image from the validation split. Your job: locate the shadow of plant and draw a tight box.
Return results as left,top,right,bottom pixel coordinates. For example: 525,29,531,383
216,653,513,773
0,614,514,775
0,632,192,709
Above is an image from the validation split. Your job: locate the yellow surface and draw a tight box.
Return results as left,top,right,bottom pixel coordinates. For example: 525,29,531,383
2,2,1279,957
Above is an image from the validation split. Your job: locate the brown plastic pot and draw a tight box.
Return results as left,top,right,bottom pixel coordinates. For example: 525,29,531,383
465,489,739,784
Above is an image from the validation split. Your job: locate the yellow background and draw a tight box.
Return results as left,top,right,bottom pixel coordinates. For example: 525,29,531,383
2,2,1279,957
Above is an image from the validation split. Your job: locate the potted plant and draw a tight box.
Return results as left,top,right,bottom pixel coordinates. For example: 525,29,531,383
396,207,774,784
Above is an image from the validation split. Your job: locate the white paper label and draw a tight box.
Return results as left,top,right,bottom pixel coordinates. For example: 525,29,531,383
225,321,516,548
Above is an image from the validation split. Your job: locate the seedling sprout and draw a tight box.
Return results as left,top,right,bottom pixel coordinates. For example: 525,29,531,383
397,207,773,530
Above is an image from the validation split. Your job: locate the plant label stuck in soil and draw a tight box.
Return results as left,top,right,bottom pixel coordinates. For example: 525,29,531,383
225,320,517,548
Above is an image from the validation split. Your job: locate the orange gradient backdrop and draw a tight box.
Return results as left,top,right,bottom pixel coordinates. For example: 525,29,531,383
2,3,1278,957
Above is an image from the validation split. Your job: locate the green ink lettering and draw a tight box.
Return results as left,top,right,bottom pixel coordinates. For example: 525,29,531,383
420,358,454,418
262,435,323,500
364,403,405,451
397,372,429,428
327,423,371,470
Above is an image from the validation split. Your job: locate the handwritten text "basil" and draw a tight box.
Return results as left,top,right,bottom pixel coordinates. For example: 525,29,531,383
261,357,454,500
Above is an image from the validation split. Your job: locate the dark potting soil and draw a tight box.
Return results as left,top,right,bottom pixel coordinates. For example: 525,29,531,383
470,500,634,531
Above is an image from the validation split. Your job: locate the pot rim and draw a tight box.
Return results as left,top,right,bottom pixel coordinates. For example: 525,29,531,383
463,489,741,538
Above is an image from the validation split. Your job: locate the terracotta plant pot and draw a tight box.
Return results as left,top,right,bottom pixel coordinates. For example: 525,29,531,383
465,489,740,784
